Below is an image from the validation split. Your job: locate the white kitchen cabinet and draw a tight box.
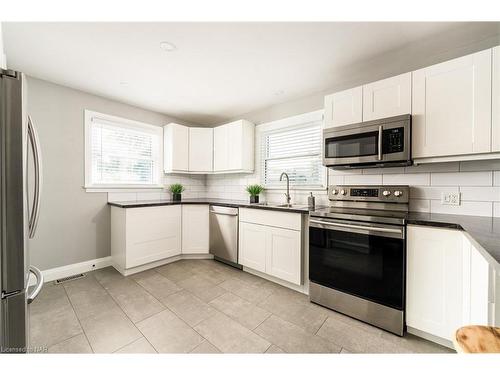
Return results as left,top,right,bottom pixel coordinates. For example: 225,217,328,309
266,226,301,285
324,86,363,128
239,208,302,285
407,225,467,341
239,222,267,273
362,72,412,121
181,204,209,254
412,49,492,159
213,120,254,173
407,225,496,344
163,123,189,173
111,205,182,274
188,127,213,173
493,46,500,152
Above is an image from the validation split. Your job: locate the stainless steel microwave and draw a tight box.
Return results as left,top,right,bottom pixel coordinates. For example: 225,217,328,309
323,114,412,169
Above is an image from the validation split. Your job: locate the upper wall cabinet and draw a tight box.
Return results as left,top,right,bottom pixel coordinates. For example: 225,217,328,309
493,46,500,152
362,73,412,121
412,49,492,159
164,123,189,173
188,127,213,173
213,120,255,173
324,87,363,129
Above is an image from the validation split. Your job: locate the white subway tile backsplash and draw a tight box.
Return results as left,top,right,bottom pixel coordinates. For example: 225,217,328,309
494,172,500,186
344,174,382,185
383,173,430,186
107,192,137,202
409,186,459,200
136,192,162,201
430,200,493,217
494,203,500,217
459,187,500,202
361,167,405,175
406,162,460,173
430,171,493,187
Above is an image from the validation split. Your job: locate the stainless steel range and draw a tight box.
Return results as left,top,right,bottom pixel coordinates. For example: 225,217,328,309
308,185,409,336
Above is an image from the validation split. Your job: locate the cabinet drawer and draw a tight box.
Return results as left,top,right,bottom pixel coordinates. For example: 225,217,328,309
239,208,301,230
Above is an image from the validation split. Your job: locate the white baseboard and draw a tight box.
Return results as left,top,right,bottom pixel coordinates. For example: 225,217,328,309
406,326,454,349
243,266,309,295
30,256,112,286
115,253,214,276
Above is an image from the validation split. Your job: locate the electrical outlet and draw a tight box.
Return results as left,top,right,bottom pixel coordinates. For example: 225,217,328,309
441,192,461,206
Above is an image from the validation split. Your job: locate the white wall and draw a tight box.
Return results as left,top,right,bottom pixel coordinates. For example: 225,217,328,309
0,22,6,69
27,77,194,271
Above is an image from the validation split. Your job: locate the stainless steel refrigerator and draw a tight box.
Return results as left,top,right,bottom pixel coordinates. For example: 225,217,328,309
1,69,44,353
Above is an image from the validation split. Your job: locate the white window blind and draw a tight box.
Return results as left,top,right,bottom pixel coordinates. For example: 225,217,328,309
85,111,162,188
261,118,324,188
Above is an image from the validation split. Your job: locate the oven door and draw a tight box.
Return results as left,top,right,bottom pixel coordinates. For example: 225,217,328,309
309,218,405,310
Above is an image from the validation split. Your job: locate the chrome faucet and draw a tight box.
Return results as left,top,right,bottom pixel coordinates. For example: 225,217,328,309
280,172,291,205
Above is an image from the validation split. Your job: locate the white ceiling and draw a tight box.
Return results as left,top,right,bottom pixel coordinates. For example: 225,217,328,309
3,22,500,125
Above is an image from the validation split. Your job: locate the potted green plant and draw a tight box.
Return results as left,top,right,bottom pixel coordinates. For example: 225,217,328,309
168,183,185,201
246,184,264,204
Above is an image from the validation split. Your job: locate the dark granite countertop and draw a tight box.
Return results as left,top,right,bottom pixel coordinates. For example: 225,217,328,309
107,199,500,267
107,198,320,214
407,212,500,267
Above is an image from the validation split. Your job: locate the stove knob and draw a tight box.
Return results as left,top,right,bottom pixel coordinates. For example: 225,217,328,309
394,190,403,197
382,190,391,197
331,189,338,195
340,189,347,196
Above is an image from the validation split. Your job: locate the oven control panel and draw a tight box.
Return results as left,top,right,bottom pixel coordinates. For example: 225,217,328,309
328,185,409,203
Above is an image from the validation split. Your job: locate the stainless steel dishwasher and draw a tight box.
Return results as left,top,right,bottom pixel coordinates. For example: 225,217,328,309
209,205,241,269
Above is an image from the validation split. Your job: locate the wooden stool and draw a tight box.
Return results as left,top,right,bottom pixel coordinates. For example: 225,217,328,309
453,325,500,353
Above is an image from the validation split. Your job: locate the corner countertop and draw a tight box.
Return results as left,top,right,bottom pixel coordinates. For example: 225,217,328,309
107,199,500,267
107,198,320,214
406,212,500,268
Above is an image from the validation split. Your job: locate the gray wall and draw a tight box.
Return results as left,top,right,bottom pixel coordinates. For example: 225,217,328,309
233,26,500,125
27,77,190,270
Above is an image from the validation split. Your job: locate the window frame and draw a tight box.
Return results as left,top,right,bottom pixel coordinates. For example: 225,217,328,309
84,110,164,192
258,110,326,190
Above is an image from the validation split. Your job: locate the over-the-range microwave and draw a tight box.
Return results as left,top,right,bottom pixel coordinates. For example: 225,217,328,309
323,114,412,169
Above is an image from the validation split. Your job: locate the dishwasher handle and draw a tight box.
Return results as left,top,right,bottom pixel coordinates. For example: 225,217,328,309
209,210,238,216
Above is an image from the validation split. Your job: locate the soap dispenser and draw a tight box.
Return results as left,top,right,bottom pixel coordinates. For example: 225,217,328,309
308,192,315,210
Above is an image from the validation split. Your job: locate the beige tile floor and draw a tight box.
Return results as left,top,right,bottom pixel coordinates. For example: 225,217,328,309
30,259,453,354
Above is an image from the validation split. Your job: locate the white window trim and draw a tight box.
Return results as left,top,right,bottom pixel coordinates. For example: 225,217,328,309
84,110,164,192
257,110,327,190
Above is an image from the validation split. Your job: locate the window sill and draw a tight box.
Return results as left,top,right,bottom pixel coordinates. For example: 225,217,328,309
84,185,165,193
263,186,327,192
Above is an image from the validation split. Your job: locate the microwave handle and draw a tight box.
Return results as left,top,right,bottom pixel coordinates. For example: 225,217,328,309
377,125,383,161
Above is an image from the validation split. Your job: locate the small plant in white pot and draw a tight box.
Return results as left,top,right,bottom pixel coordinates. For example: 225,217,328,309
168,183,185,201
246,184,264,204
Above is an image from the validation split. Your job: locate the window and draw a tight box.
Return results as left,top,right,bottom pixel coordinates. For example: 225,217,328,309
84,110,163,190
260,111,325,188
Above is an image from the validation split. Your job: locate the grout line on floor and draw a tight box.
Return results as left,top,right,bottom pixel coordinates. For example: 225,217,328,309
61,283,95,354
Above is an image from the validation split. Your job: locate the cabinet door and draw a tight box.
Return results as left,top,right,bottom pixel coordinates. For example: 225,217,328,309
407,226,467,341
362,73,411,121
189,127,213,172
126,206,181,268
324,87,363,128
412,49,492,158
238,222,267,273
266,227,301,285
213,125,228,171
469,243,491,325
164,123,189,172
182,205,209,254
227,121,243,170
493,46,500,152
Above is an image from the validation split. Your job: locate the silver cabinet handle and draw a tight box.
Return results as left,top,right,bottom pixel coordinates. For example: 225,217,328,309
27,266,44,304
309,219,402,234
27,116,43,239
377,125,383,161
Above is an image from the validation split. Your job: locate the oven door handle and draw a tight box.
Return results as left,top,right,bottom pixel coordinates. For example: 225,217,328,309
309,219,403,235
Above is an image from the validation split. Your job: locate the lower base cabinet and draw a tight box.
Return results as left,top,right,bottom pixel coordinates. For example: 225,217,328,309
406,225,497,343
111,205,182,272
182,204,209,254
238,208,302,285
